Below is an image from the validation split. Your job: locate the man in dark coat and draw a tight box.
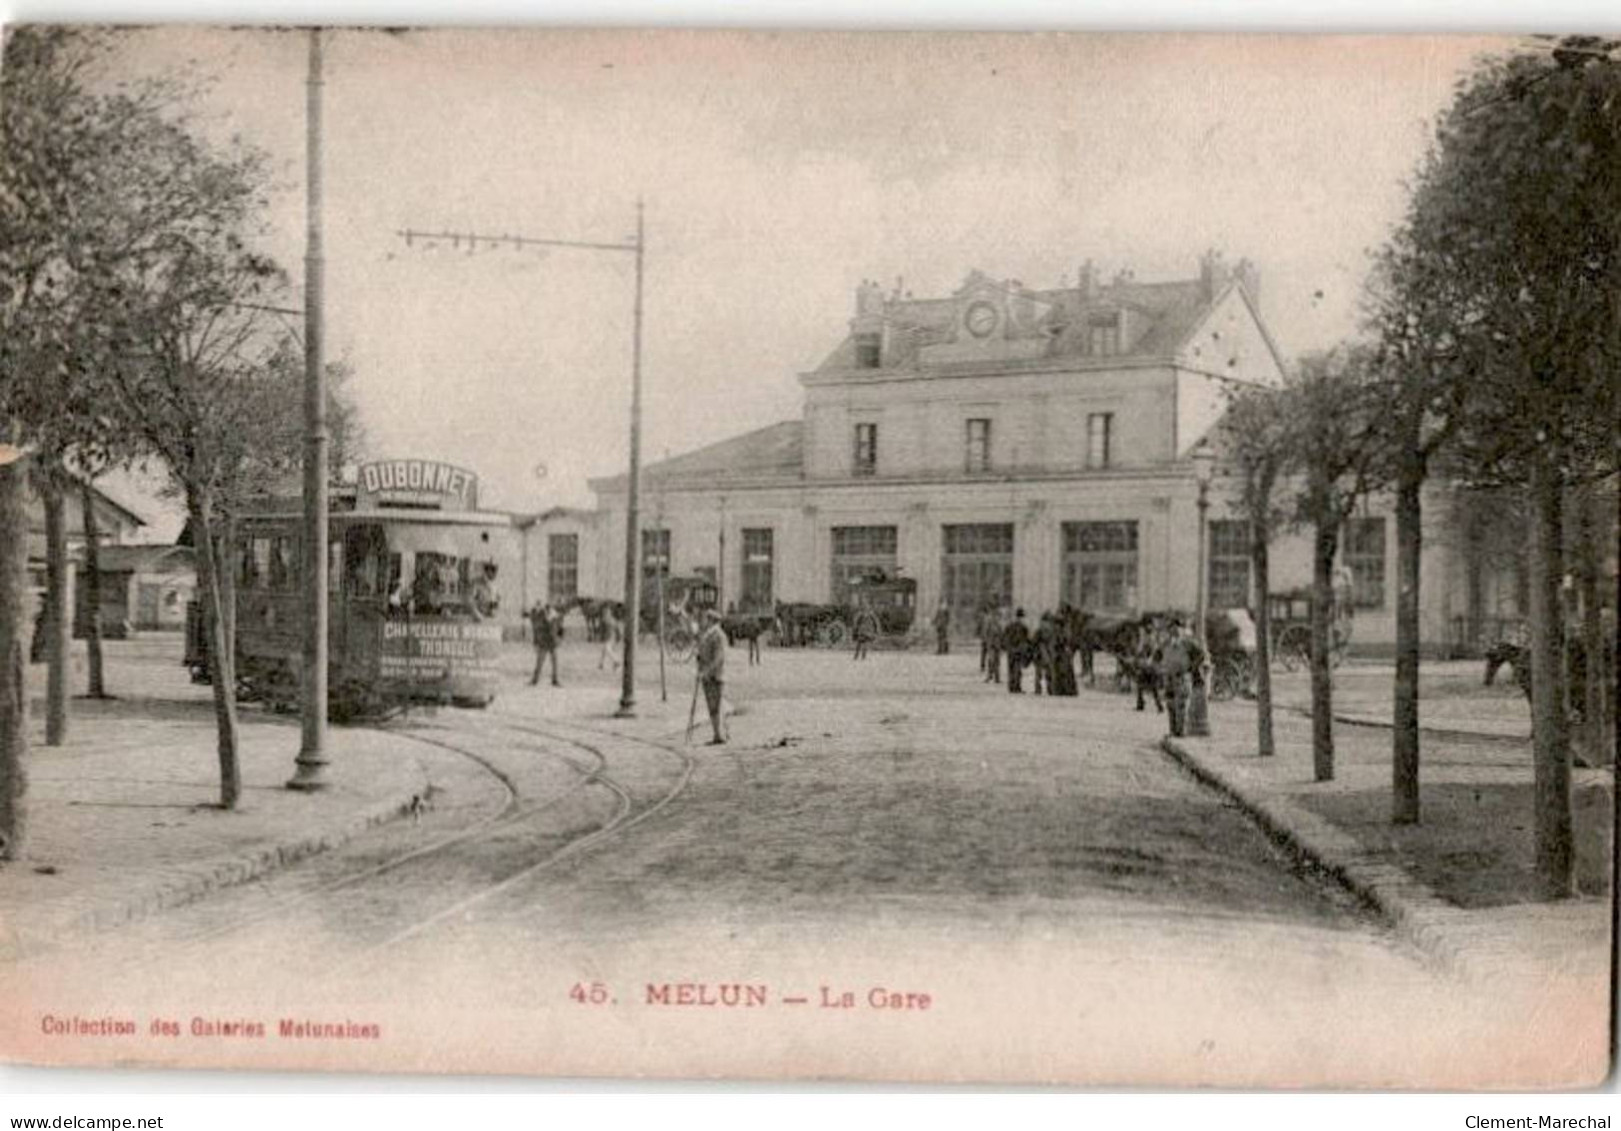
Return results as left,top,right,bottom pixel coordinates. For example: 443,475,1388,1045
1004,608,1031,693
933,601,951,655
1032,612,1058,695
696,608,728,744
981,606,1004,683
1052,605,1079,696
1157,618,1203,737
528,602,562,687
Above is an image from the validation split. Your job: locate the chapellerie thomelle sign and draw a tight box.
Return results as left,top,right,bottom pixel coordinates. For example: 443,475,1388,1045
357,459,479,511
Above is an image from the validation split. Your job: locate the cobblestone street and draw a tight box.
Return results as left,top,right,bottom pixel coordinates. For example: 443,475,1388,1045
2,636,1605,1085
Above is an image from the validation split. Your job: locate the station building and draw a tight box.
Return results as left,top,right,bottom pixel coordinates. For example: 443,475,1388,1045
522,253,1611,655
562,254,1288,635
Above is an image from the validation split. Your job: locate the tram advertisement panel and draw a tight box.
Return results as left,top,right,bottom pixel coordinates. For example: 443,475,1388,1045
377,617,502,684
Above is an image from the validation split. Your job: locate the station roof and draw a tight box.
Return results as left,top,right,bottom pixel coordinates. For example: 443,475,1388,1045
590,421,803,494
810,266,1261,376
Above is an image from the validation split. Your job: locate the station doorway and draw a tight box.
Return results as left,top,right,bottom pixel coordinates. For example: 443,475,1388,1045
941,523,1014,635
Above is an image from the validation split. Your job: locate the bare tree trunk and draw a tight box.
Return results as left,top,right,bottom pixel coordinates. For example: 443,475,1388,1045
1310,520,1338,782
1528,451,1572,896
1252,517,1275,758
1392,462,1424,823
42,477,68,747
1576,486,1608,766
220,511,236,663
1464,503,1484,654
81,480,107,698
0,452,29,860
188,488,241,810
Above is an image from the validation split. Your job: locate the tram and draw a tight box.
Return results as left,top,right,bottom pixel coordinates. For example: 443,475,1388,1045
188,458,512,718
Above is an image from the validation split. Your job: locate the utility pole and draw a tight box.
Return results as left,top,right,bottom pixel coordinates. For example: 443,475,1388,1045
393,200,646,715
655,461,667,704
618,201,646,717
289,26,330,792
718,494,727,613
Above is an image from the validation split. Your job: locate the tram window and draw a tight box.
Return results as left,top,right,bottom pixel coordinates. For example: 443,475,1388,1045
242,538,273,591
344,525,388,598
412,551,459,614
237,540,262,590
268,537,299,591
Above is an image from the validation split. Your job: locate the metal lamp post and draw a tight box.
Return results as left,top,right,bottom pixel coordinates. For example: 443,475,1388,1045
289,26,330,792
1188,442,1217,738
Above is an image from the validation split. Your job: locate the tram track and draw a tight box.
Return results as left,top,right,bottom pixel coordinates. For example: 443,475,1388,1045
70,707,700,978
357,715,697,955
138,726,554,952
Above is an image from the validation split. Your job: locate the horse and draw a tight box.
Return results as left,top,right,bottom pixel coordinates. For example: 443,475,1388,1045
723,613,771,665
564,596,611,642
1483,640,1528,697
774,601,824,648
1122,617,1167,713
1069,611,1143,690
1485,638,1589,720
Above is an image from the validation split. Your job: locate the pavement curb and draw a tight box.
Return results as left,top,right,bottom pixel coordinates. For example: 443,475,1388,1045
36,763,432,953
1159,735,1481,982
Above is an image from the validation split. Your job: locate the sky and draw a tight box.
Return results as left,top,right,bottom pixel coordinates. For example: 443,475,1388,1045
89,26,1512,527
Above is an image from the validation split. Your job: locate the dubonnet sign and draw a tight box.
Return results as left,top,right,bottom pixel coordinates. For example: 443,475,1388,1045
358,459,479,510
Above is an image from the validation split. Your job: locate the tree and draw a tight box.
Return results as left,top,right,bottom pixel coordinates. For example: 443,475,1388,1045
0,26,128,856
1217,384,1291,760
1364,227,1481,824
104,231,290,811
2,24,290,812
1279,348,1383,783
2,27,260,839
1384,37,1620,893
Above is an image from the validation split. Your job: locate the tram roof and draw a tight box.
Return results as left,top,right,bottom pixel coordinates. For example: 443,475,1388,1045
238,495,513,528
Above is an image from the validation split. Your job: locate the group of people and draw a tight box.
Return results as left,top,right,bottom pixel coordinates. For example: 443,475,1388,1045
975,605,1082,696
523,599,730,746
973,603,1209,737
388,557,501,620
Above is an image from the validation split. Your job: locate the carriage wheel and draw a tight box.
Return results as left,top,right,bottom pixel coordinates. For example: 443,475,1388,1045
1210,655,1250,701
817,619,847,648
667,629,696,664
1276,626,1311,672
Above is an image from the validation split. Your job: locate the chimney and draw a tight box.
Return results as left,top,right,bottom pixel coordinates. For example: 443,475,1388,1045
1199,249,1231,300
1077,259,1097,301
855,277,885,317
1234,257,1261,303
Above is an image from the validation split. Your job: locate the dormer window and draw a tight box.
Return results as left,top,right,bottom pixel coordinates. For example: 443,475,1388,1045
1087,311,1123,356
854,332,882,369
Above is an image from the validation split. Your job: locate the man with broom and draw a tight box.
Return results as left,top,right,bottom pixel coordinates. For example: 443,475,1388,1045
692,607,729,746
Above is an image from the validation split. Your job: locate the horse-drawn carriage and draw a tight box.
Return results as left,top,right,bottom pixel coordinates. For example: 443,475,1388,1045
640,574,717,663
775,571,918,649
1267,586,1353,672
